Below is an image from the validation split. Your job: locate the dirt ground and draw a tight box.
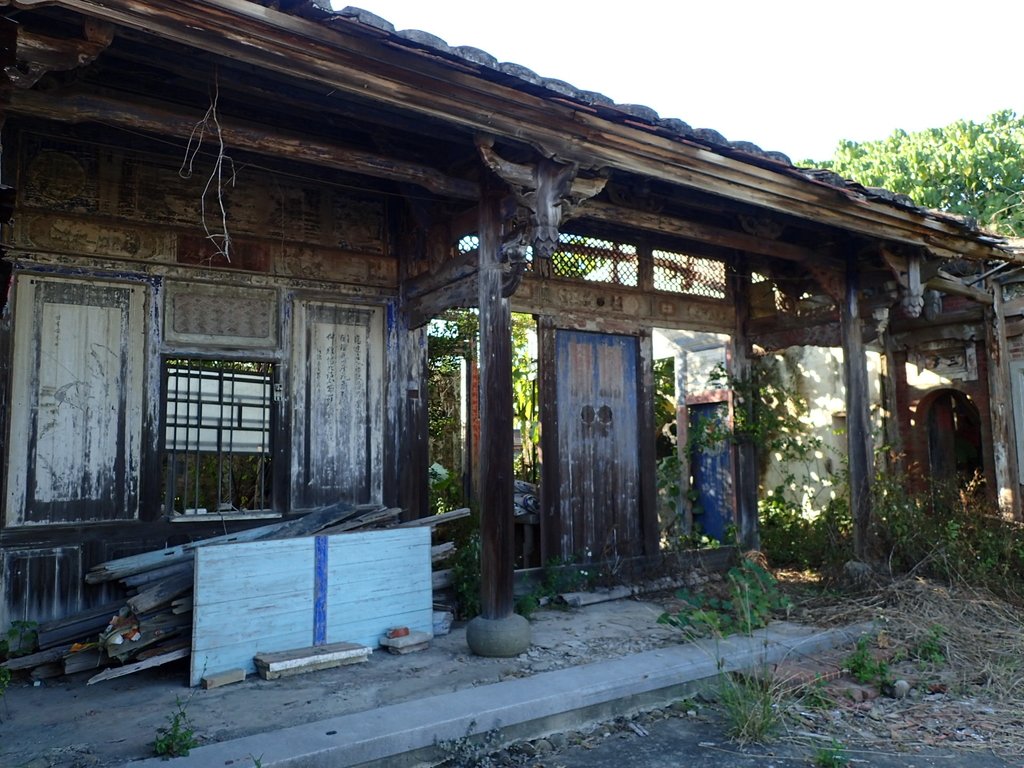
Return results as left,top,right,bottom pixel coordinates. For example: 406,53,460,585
4,571,1024,767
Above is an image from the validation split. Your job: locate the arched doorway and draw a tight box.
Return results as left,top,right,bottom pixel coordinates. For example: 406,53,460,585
924,389,983,483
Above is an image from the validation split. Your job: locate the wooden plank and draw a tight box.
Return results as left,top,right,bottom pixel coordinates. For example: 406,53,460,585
1,644,71,671
254,641,371,680
87,647,189,685
190,528,431,686
120,561,192,588
36,600,123,649
127,572,193,614
201,668,246,689
85,522,286,583
258,501,358,539
393,508,469,527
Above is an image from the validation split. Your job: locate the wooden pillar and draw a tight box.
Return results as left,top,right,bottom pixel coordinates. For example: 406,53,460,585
637,329,660,558
476,192,515,619
985,283,1021,520
728,260,760,551
840,253,873,561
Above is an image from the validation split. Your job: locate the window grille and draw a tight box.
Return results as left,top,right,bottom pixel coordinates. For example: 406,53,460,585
549,233,638,286
163,359,273,516
652,250,726,299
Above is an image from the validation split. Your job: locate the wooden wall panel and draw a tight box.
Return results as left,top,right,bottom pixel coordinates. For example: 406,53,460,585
191,527,431,686
290,301,384,510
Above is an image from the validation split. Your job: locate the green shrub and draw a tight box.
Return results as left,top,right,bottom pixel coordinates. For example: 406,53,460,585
659,559,791,637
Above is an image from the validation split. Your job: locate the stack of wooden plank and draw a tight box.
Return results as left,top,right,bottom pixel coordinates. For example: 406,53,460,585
2,504,466,685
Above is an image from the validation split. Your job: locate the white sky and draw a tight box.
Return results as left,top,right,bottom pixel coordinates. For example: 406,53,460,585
332,0,1023,162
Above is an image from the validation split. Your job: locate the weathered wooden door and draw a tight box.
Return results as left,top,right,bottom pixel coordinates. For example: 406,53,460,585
687,397,733,542
6,277,145,525
554,330,641,562
290,301,383,510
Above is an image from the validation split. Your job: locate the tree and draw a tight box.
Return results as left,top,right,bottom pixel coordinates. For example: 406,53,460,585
813,110,1024,236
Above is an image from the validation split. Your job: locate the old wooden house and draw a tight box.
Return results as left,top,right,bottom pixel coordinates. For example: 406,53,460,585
0,0,1018,639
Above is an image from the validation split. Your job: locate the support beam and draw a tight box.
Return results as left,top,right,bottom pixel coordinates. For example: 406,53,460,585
581,201,816,263
840,252,874,561
465,190,529,657
985,285,1021,520
728,261,760,552
8,89,479,199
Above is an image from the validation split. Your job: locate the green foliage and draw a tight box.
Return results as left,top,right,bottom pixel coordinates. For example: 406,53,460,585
153,697,199,759
1,620,38,659
428,463,464,516
658,559,791,638
451,529,482,620
514,557,588,619
817,110,1024,235
871,473,1024,596
814,740,849,768
0,665,11,702
844,636,891,687
910,625,946,665
511,313,540,483
758,487,852,570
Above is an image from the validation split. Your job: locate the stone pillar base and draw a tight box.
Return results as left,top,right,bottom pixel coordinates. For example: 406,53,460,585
466,613,531,657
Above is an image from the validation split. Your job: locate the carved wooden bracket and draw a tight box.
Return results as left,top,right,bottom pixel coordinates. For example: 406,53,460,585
476,137,607,263
881,247,925,318
4,19,114,88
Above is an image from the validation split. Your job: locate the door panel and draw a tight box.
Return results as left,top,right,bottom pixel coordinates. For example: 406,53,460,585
555,330,640,561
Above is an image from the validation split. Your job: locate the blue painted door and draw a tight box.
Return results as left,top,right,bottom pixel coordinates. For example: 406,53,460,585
555,330,641,562
688,400,733,542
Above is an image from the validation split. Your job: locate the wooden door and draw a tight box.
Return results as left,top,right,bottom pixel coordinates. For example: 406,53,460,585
6,277,145,525
554,330,641,562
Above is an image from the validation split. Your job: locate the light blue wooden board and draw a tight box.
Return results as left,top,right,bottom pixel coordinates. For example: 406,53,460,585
191,527,431,685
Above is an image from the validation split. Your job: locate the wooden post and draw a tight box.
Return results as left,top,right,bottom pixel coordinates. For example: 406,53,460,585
637,329,660,558
840,253,873,561
985,282,1021,520
476,192,515,618
728,260,760,551
537,315,561,563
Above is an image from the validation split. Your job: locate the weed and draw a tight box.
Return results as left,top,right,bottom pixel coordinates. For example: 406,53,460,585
795,674,835,710
814,740,849,767
910,625,946,664
844,636,890,687
153,697,199,758
1,620,38,659
515,557,588,620
451,530,482,620
718,671,782,745
433,719,503,767
248,754,263,768
658,559,791,638
0,666,10,700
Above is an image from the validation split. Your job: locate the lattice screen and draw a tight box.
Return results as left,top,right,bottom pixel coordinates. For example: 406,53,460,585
652,249,726,299
548,233,638,286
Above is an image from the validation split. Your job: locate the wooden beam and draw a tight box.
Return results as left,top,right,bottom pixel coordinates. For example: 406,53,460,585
28,0,1010,261
582,201,817,263
841,253,873,561
925,275,994,304
8,89,479,200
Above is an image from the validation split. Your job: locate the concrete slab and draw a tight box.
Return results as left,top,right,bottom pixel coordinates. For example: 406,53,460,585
125,622,868,768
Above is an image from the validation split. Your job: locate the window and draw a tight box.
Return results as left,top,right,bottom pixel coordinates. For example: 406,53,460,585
163,359,275,518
